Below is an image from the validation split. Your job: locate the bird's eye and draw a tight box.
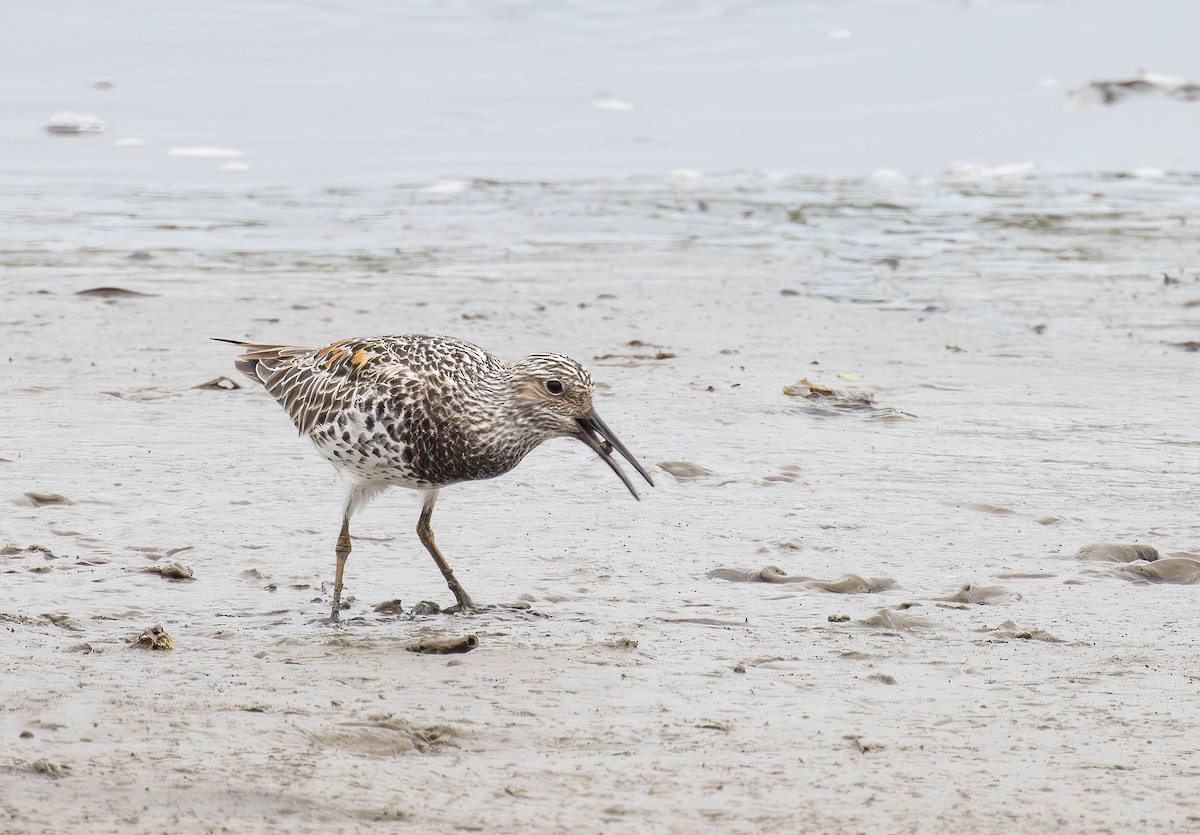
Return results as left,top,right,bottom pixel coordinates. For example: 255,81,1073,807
545,379,565,395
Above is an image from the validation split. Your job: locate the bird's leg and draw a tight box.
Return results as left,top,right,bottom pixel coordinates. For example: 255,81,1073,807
416,492,477,614
331,514,351,622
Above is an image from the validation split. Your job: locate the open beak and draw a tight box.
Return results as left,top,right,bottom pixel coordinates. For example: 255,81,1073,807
575,409,655,500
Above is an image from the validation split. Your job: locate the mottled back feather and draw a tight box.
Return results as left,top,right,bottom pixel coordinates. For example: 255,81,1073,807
220,334,576,488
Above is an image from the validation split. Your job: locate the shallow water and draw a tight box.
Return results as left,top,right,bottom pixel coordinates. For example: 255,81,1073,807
6,0,1200,184
3,1,1200,832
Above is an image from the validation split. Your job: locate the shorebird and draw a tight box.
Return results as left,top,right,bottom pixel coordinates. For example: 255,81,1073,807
217,335,653,620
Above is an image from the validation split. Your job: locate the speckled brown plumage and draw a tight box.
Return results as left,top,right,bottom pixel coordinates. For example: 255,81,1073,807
217,334,653,620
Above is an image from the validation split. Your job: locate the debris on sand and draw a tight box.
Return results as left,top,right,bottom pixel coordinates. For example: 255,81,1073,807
657,461,712,480
1067,72,1200,108
372,599,405,614
22,492,72,506
29,759,72,778
405,634,479,655
192,376,242,391
707,565,808,583
130,624,174,650
858,608,932,630
602,636,639,650
708,565,897,593
1,544,57,558
42,613,85,632
138,562,194,581
845,735,885,754
806,574,898,594
592,340,676,363
1165,340,1200,352
979,620,1064,643
74,286,156,298
1074,543,1160,563
782,377,911,419
593,350,676,362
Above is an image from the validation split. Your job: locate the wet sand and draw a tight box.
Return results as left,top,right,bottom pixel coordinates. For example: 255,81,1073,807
2,171,1199,832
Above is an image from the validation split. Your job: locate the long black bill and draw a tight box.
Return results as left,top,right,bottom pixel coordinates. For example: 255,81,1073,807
576,409,655,500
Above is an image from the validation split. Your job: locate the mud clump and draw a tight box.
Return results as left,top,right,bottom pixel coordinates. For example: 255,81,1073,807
980,620,1064,643
708,566,896,592
1117,558,1200,585
138,562,194,581
806,574,897,594
310,718,459,756
658,461,712,480
193,375,242,391
936,583,1019,605
406,634,479,654
1074,543,1160,563
782,377,911,419
858,609,932,630
23,492,72,506
130,624,174,650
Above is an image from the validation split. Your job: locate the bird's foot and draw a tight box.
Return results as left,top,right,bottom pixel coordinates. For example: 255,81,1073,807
406,599,548,619
327,599,351,624
443,597,483,616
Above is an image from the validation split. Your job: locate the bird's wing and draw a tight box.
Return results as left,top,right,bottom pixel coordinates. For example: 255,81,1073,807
219,337,409,436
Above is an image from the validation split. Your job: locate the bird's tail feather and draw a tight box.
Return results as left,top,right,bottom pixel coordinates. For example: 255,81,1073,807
212,338,312,384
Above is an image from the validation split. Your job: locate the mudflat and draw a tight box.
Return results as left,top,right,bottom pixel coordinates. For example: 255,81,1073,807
2,172,1198,832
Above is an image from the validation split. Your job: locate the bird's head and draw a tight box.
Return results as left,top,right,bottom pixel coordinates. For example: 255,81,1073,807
510,353,654,499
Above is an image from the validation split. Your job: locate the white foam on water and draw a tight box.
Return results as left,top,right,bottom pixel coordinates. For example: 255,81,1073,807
44,111,105,133
167,146,244,159
592,98,634,112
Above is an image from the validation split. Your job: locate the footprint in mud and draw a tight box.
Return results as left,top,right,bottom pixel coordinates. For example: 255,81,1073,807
707,565,896,593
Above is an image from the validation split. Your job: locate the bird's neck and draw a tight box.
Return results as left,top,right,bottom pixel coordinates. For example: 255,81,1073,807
454,372,552,480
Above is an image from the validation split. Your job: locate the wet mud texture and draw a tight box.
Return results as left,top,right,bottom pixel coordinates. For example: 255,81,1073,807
3,169,1200,833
